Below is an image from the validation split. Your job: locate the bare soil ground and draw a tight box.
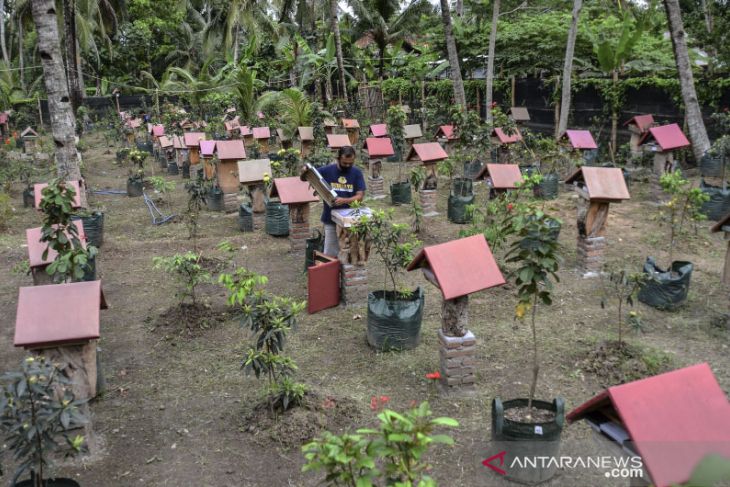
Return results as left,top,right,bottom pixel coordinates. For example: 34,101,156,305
1,132,728,486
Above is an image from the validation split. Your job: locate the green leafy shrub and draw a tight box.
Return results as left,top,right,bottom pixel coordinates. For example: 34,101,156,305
303,401,458,487
153,252,211,306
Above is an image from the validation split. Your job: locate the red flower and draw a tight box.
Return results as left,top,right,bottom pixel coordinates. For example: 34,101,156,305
426,371,441,380
370,396,378,411
4,139,9,145
370,395,391,411
507,203,514,212
379,395,390,404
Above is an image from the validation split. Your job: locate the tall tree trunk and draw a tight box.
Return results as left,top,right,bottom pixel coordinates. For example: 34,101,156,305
378,47,385,80
0,0,8,64
439,0,466,107
233,25,239,65
610,69,618,156
76,39,85,96
484,0,500,122
62,0,82,113
18,19,25,92
455,0,463,17
32,0,83,204
330,0,348,103
557,0,582,138
664,0,711,160
699,0,715,72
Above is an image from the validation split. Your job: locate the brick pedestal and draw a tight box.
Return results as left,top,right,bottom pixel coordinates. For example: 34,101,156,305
438,329,476,395
368,176,385,199
223,193,238,213
342,264,368,306
289,204,310,253
577,236,606,274
419,189,438,217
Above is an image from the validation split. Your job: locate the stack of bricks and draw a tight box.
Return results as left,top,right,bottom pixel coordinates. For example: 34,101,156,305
419,189,438,216
438,329,476,394
342,264,368,306
289,204,310,253
577,236,606,274
223,193,238,213
368,176,385,198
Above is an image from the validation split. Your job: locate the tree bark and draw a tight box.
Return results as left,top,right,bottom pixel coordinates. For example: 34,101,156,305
18,19,25,91
0,0,8,64
32,0,83,204
455,0,463,17
62,0,83,113
484,0,499,122
557,0,582,138
330,0,348,103
439,0,466,107
664,0,711,160
233,25,239,65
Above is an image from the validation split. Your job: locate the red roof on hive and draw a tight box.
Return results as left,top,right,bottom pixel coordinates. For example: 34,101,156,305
492,128,522,144
272,177,319,205
435,125,456,140
216,140,246,160
342,119,360,129
564,130,598,150
476,164,524,188
127,118,142,129
34,180,83,209
407,234,506,300
253,127,270,139
14,280,108,348
365,137,395,158
567,363,730,487
407,142,448,163
172,135,185,149
183,132,206,148
370,123,388,137
509,107,530,122
224,118,240,131
21,127,38,138
152,124,165,136
26,222,86,268
326,133,352,148
0,112,8,124
565,166,631,201
276,128,289,141
199,140,216,157
641,123,691,151
239,126,253,136
624,114,654,132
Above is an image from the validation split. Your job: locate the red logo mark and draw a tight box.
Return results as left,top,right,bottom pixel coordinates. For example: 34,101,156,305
482,451,507,475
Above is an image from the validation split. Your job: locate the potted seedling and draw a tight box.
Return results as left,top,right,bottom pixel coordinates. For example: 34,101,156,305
492,210,563,485
352,209,423,351
387,106,412,205
0,356,88,487
638,170,708,310
39,180,98,283
127,168,145,197
699,113,730,220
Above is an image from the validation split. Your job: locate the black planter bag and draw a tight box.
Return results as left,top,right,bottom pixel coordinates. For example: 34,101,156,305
239,203,254,232
207,187,224,212
451,177,473,196
23,187,34,208
390,181,412,205
637,257,693,310
73,211,104,248
305,230,324,270
181,163,191,179
534,173,559,200
699,153,725,178
700,180,730,221
167,161,179,176
265,200,290,236
463,160,483,180
367,288,424,351
127,179,143,197
447,193,475,224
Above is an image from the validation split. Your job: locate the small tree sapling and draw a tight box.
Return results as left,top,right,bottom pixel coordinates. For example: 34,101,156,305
153,252,211,307
658,170,709,265
600,267,647,349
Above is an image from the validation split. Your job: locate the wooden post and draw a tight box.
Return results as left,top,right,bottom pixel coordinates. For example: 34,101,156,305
723,234,730,286
576,190,610,274
289,203,310,253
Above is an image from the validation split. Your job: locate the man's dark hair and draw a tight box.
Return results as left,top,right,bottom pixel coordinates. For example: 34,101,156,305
338,146,356,159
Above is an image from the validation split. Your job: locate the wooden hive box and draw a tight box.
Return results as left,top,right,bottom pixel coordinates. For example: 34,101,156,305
216,140,247,192
364,137,395,159
342,119,360,145
199,140,217,179
183,132,206,165
253,126,271,152
563,130,598,150
271,177,319,205
565,166,630,202
404,124,423,141
26,222,87,285
491,128,522,145
509,107,530,123
370,123,388,138
326,133,352,151
298,126,314,157
567,363,730,487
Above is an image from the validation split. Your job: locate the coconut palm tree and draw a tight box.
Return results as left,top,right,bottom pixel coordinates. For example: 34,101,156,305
348,0,433,79
557,0,583,138
31,0,83,203
329,0,348,102
663,0,711,159
439,0,466,107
